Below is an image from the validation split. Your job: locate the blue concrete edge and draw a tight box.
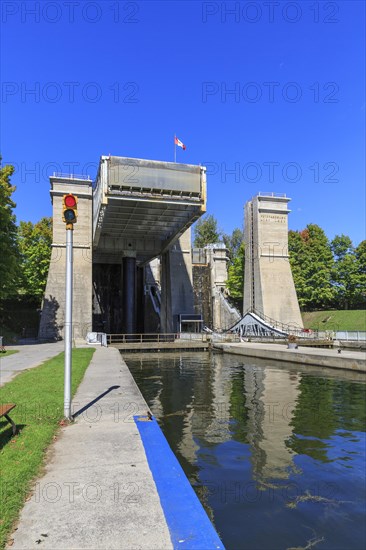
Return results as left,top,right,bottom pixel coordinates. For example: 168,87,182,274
134,415,225,550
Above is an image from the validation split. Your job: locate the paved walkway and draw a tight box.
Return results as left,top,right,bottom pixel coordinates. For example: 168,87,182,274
0,342,64,386
8,347,174,549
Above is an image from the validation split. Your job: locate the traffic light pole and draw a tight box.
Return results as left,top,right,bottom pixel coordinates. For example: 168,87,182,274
64,225,73,419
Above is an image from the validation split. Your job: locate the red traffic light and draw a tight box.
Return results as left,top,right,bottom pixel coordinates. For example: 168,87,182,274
64,194,77,207
62,194,78,225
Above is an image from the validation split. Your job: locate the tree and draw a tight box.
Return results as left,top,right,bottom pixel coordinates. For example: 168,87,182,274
331,234,353,260
226,243,245,310
17,217,53,302
354,240,366,307
288,224,335,310
0,161,19,301
193,214,221,248
288,230,308,310
223,228,243,265
331,235,360,309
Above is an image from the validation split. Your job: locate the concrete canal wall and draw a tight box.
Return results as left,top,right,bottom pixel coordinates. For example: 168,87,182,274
213,342,366,373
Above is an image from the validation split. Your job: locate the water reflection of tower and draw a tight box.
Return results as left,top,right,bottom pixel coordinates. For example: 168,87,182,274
245,367,301,481
153,353,235,464
203,354,235,444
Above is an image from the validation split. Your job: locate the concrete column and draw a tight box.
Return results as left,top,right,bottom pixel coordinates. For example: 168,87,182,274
122,255,136,335
243,194,303,328
39,176,93,341
160,228,194,333
136,266,145,334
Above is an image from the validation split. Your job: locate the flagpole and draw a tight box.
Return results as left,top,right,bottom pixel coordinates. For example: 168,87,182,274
174,135,176,163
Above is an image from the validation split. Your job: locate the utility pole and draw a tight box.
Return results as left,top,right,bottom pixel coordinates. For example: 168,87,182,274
62,194,78,419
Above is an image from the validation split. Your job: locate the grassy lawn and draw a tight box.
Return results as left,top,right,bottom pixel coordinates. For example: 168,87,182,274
302,310,366,331
0,348,95,548
0,350,19,358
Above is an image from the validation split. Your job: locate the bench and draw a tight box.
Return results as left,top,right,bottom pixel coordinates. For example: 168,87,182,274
0,404,17,435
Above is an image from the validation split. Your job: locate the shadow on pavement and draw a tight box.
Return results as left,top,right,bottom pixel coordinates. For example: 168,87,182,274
72,385,120,419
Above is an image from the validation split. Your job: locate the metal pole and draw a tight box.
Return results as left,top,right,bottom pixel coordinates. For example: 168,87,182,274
64,227,73,419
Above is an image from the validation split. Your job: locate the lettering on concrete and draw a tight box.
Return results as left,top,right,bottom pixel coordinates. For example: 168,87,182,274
260,214,286,223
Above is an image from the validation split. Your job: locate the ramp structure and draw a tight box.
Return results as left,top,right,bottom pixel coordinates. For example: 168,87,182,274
39,156,206,340
229,310,290,337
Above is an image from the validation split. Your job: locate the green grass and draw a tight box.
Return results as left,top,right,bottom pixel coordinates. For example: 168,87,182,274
302,310,366,331
0,350,19,358
0,348,95,548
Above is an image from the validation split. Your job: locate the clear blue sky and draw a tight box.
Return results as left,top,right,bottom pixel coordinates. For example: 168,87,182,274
1,0,365,245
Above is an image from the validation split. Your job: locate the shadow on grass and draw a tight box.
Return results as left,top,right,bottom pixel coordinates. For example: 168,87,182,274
72,385,120,419
0,422,27,451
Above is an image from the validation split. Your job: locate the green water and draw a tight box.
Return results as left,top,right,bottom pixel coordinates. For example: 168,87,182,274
126,352,366,550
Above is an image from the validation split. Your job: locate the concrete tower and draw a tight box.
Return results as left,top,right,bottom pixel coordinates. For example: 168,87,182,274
39,175,93,341
243,193,303,329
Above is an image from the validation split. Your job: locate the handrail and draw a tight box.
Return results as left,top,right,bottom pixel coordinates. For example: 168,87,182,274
107,332,209,344
226,307,319,338
53,172,91,181
258,192,287,198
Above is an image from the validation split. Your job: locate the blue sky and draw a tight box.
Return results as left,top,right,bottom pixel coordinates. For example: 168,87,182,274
1,0,365,245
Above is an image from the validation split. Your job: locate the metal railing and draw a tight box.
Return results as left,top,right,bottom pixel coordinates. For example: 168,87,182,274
211,332,241,343
244,307,312,336
108,333,177,344
53,172,92,181
179,332,210,342
335,331,366,342
258,192,287,198
107,332,210,345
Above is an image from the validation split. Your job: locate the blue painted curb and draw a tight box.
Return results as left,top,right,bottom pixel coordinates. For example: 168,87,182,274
135,415,225,550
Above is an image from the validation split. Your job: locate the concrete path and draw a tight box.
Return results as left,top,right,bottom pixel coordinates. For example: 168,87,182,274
214,342,366,372
8,347,173,550
0,342,64,386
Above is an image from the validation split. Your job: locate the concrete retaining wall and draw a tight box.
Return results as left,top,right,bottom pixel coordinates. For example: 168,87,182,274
214,342,366,373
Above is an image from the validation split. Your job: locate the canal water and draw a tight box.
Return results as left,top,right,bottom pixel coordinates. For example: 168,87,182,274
125,351,366,550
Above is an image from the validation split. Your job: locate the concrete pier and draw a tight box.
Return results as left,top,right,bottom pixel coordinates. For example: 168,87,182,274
213,342,366,372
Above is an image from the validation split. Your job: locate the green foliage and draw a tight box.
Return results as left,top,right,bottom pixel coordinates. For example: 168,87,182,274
289,224,335,310
355,240,366,306
331,234,353,259
193,214,221,248
17,217,53,302
0,161,19,301
223,228,243,265
330,235,363,309
0,348,95,546
355,240,366,272
290,227,365,311
226,243,245,302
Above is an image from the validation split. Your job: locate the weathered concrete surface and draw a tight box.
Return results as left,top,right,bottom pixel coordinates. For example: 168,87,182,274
214,342,366,372
8,347,173,550
39,175,93,341
243,195,303,328
161,228,195,332
192,245,240,331
0,342,64,386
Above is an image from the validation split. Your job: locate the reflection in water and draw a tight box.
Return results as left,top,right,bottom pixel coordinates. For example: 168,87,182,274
126,352,366,550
